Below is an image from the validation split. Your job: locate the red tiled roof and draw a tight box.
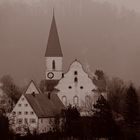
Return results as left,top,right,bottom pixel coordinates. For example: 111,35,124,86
25,93,64,118
45,15,63,57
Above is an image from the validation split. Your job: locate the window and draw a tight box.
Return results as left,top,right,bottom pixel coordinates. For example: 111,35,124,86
52,60,55,70
69,86,72,89
30,111,34,115
24,111,28,115
25,104,28,107
18,111,22,115
73,96,79,106
74,77,78,83
17,118,23,124
16,127,21,131
80,86,84,89
44,127,46,132
21,98,24,101
85,95,90,107
30,118,36,123
18,104,21,107
41,119,43,123
62,73,64,78
24,118,28,124
74,71,78,75
62,96,67,106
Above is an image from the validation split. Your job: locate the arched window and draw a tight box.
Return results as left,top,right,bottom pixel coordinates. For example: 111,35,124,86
62,96,67,106
52,60,55,70
74,77,78,83
85,95,90,107
73,96,79,106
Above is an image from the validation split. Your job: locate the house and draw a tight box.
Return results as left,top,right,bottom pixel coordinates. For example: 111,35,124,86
10,80,64,134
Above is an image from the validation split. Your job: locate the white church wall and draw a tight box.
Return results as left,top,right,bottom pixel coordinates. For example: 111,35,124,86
46,57,63,80
46,57,62,71
55,60,97,109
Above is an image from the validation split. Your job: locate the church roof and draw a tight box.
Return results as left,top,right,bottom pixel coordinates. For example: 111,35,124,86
45,14,63,57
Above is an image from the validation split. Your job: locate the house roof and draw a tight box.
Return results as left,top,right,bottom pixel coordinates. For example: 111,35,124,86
25,92,64,118
45,14,63,57
22,79,64,118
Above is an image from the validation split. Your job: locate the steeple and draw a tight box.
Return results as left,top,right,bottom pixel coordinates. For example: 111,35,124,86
45,11,63,81
45,11,63,57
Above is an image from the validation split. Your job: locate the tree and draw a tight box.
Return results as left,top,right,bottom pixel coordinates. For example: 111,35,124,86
95,70,105,80
93,69,107,93
92,95,118,138
107,77,126,114
124,84,140,125
0,75,22,104
63,105,81,138
0,110,9,140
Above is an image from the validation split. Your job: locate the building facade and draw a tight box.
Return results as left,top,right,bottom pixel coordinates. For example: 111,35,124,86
10,81,64,135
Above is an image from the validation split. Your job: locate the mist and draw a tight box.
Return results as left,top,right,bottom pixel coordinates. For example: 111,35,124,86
0,0,140,86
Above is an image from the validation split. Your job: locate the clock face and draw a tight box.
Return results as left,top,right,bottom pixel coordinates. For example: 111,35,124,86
47,72,54,79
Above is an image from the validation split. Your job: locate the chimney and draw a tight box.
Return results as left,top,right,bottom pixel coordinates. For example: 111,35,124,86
62,73,64,78
32,92,35,97
48,92,51,99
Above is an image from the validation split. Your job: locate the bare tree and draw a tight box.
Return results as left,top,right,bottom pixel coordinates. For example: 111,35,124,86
0,75,22,105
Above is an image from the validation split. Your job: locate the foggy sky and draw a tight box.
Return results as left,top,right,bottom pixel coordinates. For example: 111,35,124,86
96,0,140,13
1,0,140,86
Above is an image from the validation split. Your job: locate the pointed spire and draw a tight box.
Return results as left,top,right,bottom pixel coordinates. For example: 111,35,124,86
53,7,55,18
45,9,63,57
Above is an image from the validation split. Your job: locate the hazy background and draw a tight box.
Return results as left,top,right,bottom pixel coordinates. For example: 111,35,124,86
1,0,140,86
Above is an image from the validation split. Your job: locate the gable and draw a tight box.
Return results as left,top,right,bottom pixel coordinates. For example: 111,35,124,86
55,60,97,93
11,94,38,118
25,81,40,94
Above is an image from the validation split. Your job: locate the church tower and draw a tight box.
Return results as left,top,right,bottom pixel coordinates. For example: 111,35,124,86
45,13,63,80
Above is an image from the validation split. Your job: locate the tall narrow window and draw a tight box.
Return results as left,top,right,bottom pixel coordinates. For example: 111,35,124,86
52,60,55,70
74,71,78,75
73,96,79,106
74,77,78,83
62,96,67,106
85,95,90,107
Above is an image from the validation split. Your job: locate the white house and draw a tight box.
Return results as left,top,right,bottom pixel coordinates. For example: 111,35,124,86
10,80,64,135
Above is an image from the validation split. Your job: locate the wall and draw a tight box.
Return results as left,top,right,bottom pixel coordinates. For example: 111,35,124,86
46,57,63,80
55,60,97,112
10,95,38,134
38,118,55,133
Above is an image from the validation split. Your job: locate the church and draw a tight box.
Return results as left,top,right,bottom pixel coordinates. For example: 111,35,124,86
10,13,103,134
45,13,99,110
